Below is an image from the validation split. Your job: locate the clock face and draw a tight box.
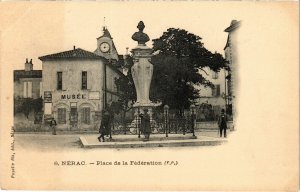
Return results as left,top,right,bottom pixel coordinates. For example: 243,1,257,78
100,42,110,53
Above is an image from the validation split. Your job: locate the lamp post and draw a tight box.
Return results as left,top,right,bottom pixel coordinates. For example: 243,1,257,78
190,104,196,137
137,107,141,138
164,105,169,137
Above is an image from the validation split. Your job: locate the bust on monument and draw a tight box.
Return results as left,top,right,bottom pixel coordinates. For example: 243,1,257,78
132,21,150,45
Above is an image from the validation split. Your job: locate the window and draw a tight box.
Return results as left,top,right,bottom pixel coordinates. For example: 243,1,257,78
81,107,90,124
82,71,87,90
57,72,62,90
81,71,87,89
23,81,32,98
212,71,219,79
212,84,220,97
57,108,66,124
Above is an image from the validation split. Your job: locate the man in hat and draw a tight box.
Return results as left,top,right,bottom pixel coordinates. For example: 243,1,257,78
218,109,227,138
50,117,57,135
98,110,111,142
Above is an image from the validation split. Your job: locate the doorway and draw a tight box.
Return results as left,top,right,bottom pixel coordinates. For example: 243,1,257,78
70,102,78,129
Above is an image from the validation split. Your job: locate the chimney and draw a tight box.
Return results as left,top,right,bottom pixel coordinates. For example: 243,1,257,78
73,45,76,50
25,58,33,71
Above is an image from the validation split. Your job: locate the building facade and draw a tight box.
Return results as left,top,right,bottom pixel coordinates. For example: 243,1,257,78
224,20,241,117
195,67,228,120
39,27,124,130
194,20,240,121
14,59,42,99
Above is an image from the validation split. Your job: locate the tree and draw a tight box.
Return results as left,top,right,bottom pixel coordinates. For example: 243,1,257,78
32,97,43,115
113,56,136,130
22,98,32,119
150,28,228,115
14,97,43,120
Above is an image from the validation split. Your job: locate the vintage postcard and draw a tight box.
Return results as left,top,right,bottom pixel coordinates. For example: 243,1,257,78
0,1,299,191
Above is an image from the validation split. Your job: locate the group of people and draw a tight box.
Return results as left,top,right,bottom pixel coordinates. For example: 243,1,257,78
48,108,228,139
98,109,151,142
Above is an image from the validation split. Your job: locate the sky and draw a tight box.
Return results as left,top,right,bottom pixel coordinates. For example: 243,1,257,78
0,2,239,70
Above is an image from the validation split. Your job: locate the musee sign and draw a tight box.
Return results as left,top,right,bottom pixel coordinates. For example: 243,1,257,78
61,94,87,100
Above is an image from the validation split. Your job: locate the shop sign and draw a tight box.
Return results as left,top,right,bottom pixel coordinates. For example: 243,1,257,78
89,92,100,100
44,91,52,103
61,94,87,100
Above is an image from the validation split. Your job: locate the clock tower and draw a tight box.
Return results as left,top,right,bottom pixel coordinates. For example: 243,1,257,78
94,26,119,62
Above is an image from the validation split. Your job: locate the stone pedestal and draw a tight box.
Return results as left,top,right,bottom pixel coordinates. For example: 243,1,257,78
131,45,153,107
130,21,161,136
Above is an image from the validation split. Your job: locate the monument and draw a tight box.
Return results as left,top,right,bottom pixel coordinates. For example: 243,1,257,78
131,21,159,134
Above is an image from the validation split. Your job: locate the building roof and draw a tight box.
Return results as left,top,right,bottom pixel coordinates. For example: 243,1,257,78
39,47,125,77
224,20,241,32
223,20,241,50
14,70,42,81
39,47,105,61
97,27,112,39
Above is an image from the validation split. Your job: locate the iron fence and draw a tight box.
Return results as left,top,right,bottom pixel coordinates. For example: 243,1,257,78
110,108,196,136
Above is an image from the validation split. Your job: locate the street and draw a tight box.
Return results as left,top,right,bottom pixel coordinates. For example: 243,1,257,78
14,130,229,151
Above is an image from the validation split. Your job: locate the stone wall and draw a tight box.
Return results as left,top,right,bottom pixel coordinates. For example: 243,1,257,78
195,121,234,130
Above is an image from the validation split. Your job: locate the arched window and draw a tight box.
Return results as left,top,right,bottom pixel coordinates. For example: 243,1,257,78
81,107,90,124
58,108,66,124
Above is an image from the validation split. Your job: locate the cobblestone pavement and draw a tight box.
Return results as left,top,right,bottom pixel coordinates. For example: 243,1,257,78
15,130,230,151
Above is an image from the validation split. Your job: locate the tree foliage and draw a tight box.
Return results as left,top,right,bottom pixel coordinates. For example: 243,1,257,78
113,55,136,113
115,28,228,116
14,97,43,119
150,28,228,113
111,56,136,130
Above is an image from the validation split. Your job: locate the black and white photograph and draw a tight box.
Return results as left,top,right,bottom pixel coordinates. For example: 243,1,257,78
0,1,298,191
12,17,239,149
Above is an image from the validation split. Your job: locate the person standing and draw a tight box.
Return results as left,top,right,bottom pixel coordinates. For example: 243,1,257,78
98,110,111,142
140,109,151,141
218,109,227,138
50,117,57,135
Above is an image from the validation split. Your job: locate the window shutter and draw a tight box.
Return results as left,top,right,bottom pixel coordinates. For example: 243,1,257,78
62,71,67,91
87,71,92,90
27,81,32,98
81,71,83,89
62,108,66,124
23,82,28,98
58,108,66,124
217,85,220,96
39,82,43,97
81,108,84,123
212,86,215,97
87,108,90,124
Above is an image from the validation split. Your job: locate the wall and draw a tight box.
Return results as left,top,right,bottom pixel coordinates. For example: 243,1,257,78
95,36,119,61
14,77,42,99
195,121,233,130
195,67,227,108
225,25,239,118
42,59,104,130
